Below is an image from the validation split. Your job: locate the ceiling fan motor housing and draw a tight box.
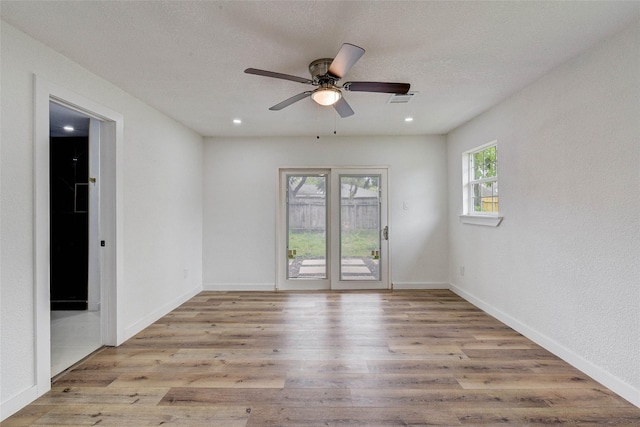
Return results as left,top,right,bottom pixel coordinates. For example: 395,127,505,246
309,58,338,85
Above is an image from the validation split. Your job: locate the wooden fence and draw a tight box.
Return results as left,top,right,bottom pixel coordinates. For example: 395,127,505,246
289,197,379,231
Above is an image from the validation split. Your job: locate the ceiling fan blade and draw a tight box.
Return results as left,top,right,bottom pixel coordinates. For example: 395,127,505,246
343,81,410,94
245,68,313,85
333,96,354,118
269,91,313,111
328,43,365,78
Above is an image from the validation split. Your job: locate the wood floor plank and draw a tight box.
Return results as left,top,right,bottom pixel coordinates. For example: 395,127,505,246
285,372,462,389
366,359,537,375
109,371,286,388
4,290,639,426
160,387,353,407
456,406,640,425
349,388,552,408
27,386,169,406
455,373,601,390
27,404,249,426
300,359,370,374
245,406,462,427
462,348,560,360
541,388,638,408
0,405,57,427
50,371,119,388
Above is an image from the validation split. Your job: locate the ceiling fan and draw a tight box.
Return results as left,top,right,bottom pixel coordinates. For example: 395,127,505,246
245,43,410,118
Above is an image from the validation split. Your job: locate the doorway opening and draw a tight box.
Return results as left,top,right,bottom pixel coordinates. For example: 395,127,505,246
35,76,122,396
277,167,389,290
49,101,102,375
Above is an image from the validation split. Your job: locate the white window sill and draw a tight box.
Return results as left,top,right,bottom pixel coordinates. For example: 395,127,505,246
459,214,503,227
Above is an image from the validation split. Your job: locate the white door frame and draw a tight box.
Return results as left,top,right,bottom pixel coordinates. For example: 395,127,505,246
87,118,101,312
276,167,390,291
34,76,124,396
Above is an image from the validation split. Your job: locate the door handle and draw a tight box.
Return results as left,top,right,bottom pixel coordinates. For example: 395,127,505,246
383,226,388,241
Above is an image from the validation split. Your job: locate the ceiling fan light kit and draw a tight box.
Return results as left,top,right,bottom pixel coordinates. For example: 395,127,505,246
311,87,342,106
245,43,410,118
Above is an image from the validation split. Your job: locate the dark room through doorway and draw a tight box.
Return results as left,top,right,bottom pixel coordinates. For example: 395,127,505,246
49,101,102,376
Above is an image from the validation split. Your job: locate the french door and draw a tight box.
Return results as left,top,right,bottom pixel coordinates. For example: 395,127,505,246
277,168,389,290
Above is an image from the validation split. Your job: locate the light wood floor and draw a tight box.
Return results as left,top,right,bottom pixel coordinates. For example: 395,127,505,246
5,290,639,426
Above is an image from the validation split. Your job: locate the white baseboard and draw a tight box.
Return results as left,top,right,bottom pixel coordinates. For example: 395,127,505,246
204,283,452,292
203,282,450,291
123,285,201,341
1,385,39,422
392,282,449,290
450,284,640,408
203,283,276,291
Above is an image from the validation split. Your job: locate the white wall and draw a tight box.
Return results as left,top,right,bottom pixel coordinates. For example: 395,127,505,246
0,22,203,419
447,20,640,406
3,11,637,421
203,135,448,290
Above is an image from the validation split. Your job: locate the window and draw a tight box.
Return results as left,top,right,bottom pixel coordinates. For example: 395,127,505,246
461,142,502,226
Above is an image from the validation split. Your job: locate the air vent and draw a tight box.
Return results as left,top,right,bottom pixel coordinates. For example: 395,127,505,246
388,91,417,104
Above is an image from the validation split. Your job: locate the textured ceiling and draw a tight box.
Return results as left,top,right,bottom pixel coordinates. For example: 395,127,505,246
2,1,639,137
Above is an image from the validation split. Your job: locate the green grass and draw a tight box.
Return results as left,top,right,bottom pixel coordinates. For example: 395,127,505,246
288,231,326,258
288,229,379,258
341,229,379,257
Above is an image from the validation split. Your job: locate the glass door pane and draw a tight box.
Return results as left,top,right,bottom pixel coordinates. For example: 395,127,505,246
339,175,381,281
287,174,327,279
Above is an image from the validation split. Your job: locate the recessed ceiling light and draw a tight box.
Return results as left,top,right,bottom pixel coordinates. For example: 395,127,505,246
404,117,413,122
233,119,242,124
63,125,74,132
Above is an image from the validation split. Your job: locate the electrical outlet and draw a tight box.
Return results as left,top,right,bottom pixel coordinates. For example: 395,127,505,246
460,266,465,276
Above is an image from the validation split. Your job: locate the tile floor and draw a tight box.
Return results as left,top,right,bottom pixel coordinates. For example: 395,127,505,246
50,310,102,376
